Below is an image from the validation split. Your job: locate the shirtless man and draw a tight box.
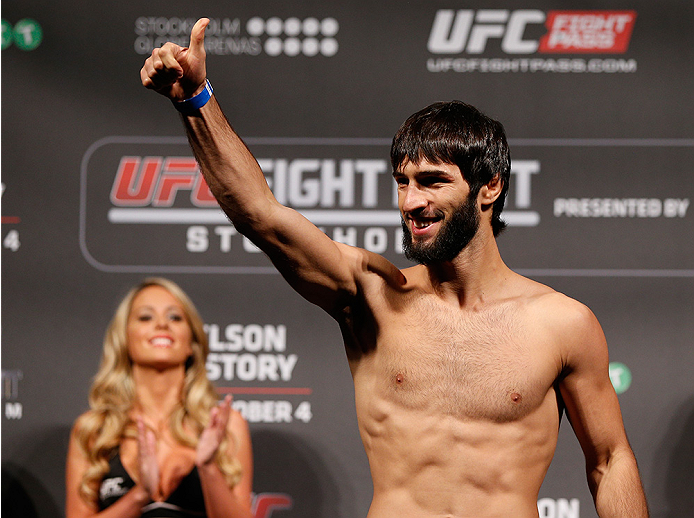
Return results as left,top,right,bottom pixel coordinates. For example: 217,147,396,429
141,18,649,518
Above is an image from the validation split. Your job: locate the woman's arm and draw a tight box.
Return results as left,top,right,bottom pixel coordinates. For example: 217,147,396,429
196,397,253,518
65,422,150,518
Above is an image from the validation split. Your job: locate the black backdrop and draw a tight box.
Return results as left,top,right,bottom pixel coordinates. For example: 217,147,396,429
2,1,693,517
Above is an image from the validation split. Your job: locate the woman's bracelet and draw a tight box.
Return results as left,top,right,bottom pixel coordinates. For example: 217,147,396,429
173,79,213,115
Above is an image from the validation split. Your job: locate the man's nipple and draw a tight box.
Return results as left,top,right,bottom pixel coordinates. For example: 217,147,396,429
510,392,522,403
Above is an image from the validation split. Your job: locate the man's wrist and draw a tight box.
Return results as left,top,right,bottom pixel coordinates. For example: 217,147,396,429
173,79,213,115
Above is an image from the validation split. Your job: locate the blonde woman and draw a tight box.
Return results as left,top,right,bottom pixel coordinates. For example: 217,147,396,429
66,278,253,518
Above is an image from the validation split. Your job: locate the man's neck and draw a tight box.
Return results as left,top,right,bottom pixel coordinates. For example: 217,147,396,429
424,229,510,308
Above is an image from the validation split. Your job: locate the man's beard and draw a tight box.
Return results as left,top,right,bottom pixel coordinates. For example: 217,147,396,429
401,194,480,265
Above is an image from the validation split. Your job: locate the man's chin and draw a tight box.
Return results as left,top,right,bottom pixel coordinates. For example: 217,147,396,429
409,234,435,247
403,243,438,265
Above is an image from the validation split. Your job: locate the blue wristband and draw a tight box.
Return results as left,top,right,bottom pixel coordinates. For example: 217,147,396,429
173,79,213,114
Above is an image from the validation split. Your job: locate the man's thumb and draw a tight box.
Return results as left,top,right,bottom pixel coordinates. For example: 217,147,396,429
190,17,209,54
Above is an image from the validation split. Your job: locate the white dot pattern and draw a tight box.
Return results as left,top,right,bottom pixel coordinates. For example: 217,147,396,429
247,17,340,56
265,17,283,36
246,17,265,37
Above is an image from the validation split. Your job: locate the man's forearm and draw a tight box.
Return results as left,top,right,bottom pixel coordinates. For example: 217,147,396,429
592,449,648,517
181,95,275,229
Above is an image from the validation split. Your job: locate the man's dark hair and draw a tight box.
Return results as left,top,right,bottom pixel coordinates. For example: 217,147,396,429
390,100,511,237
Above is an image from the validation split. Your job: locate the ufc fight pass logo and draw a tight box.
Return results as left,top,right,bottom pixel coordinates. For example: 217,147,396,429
428,10,637,54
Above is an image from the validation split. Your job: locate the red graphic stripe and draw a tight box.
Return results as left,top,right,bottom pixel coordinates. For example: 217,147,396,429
218,387,313,395
1,217,20,224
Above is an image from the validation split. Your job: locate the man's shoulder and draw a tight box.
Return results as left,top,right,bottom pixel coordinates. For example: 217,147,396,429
507,280,606,369
336,243,404,277
527,290,609,371
512,275,596,327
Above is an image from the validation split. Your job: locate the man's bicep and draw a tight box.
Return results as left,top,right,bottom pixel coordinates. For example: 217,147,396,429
558,306,629,468
242,203,362,312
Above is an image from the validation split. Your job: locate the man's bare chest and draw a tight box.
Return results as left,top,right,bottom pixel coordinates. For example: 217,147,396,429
361,297,559,422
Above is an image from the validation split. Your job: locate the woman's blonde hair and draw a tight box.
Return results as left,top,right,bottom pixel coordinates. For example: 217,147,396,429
74,277,242,503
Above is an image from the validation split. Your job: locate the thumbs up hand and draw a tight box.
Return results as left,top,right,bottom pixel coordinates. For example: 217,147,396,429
140,17,209,101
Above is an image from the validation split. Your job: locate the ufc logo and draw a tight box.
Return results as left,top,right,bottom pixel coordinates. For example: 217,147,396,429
427,9,545,54
252,493,292,518
110,156,217,207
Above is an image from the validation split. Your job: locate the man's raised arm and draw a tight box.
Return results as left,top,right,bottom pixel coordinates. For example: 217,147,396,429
140,18,401,313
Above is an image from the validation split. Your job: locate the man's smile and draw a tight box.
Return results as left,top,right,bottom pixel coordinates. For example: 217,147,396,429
406,211,443,236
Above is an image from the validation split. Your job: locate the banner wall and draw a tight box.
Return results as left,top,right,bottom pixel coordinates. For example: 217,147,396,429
2,1,693,517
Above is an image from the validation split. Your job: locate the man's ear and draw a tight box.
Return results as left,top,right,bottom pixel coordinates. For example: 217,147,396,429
478,173,503,206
